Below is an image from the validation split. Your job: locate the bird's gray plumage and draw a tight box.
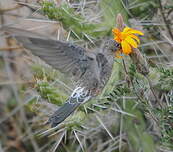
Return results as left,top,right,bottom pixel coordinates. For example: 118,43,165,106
2,27,120,127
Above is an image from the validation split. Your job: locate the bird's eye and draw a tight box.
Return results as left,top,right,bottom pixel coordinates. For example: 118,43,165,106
115,43,120,48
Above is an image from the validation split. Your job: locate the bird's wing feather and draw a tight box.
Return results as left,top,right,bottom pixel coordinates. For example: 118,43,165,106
4,27,95,82
96,53,112,86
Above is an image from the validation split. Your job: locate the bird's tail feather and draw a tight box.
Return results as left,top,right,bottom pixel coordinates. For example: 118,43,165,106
48,101,81,127
48,87,90,127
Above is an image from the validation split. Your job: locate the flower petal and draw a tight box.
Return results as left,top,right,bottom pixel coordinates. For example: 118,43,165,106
112,28,121,35
125,36,138,48
114,37,121,43
121,40,132,55
126,28,144,35
123,27,132,33
129,34,140,44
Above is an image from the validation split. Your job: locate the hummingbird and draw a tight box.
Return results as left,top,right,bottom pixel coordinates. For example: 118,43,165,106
2,27,120,127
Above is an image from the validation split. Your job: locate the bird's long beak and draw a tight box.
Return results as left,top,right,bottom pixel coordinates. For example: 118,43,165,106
115,49,123,58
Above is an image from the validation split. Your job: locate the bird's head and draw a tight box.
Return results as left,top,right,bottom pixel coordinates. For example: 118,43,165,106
102,39,121,57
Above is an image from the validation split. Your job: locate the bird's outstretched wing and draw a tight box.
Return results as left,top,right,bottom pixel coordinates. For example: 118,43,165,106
3,27,95,82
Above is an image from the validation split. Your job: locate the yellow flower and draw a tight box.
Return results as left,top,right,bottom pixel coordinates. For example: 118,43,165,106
112,27,144,56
